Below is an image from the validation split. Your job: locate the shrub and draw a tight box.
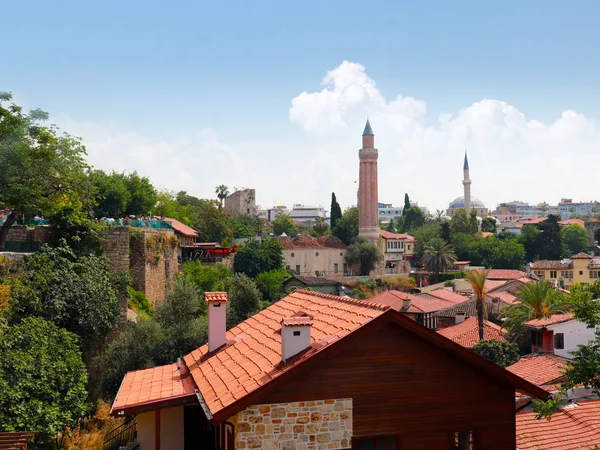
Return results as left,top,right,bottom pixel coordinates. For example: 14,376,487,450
473,339,520,368
127,287,152,318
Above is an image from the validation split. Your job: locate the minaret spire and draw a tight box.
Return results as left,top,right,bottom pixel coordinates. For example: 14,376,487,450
358,120,379,245
462,149,472,212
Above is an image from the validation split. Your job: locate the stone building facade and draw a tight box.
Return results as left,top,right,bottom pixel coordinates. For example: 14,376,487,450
225,189,258,218
229,398,353,450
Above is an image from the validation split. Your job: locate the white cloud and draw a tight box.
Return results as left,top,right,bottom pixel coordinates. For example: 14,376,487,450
53,61,600,215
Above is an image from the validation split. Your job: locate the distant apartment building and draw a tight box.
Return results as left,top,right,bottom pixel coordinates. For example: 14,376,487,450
516,202,560,218
258,205,288,223
224,189,258,217
288,204,327,222
559,198,600,219
530,252,600,290
378,202,429,223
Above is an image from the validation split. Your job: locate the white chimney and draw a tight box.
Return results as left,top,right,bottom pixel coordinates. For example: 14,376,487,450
281,316,312,363
402,298,411,310
455,312,466,324
206,292,228,352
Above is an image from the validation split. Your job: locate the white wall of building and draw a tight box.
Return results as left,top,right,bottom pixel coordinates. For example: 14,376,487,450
283,248,347,277
136,406,185,450
549,320,599,359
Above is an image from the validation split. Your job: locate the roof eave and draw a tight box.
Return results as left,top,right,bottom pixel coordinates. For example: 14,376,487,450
110,392,199,417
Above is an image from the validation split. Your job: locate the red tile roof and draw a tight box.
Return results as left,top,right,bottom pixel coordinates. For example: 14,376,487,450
371,290,455,314
437,317,507,348
487,291,518,305
292,235,322,248
276,236,295,250
184,290,389,417
421,288,467,304
571,252,592,259
111,363,196,415
531,260,573,270
516,399,600,450
558,218,586,228
524,314,575,328
379,230,416,242
205,292,229,303
163,217,198,237
316,235,346,249
506,354,568,388
486,269,527,280
282,316,313,326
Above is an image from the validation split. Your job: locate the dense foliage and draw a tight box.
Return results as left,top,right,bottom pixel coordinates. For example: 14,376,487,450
8,244,120,350
232,239,284,278
422,238,457,278
0,317,88,441
473,340,520,368
332,207,359,245
345,237,382,276
255,268,290,302
272,212,299,237
330,192,342,231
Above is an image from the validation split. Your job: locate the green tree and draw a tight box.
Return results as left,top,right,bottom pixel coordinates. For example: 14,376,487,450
227,273,262,325
400,206,426,233
313,217,329,236
89,170,130,218
195,199,234,246
123,172,157,216
215,185,229,208
332,207,359,245
465,269,489,341
440,221,452,243
385,218,395,232
519,224,541,262
345,237,382,276
330,193,342,230
182,261,232,296
231,215,262,238
536,214,563,260
47,206,107,257
450,209,471,235
412,223,442,263
561,224,590,256
473,340,520,368
272,213,298,237
422,238,457,280
502,280,570,346
233,239,284,278
8,244,120,349
0,317,87,441
255,268,289,302
469,209,479,234
481,217,497,233
0,92,90,250
403,193,411,214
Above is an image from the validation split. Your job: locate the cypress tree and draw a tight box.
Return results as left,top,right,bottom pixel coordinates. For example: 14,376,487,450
330,192,342,230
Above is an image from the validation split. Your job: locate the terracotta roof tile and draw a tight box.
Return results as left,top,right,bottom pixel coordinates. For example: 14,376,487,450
379,230,416,242
184,290,389,417
571,252,592,259
111,363,196,414
437,317,506,348
282,316,313,326
506,354,568,388
292,235,322,249
487,291,518,305
558,218,586,228
433,297,507,320
524,314,575,328
162,217,198,237
205,292,229,303
531,260,573,270
421,288,467,304
316,235,346,249
276,236,296,249
371,290,454,314
486,269,527,280
516,399,600,449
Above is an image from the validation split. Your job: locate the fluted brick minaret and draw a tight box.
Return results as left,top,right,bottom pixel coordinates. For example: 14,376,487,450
358,120,379,245
463,150,472,212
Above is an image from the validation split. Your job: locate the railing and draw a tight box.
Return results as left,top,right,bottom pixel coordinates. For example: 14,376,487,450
103,418,137,450
99,218,174,230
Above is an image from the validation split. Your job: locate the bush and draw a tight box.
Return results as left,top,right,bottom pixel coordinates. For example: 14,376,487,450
437,272,466,283
255,269,289,302
127,287,152,318
226,274,261,327
472,339,520,368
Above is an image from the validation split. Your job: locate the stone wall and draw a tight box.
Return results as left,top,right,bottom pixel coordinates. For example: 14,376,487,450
229,398,353,450
102,227,130,272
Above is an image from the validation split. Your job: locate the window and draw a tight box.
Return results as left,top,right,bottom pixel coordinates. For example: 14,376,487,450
316,252,319,256
291,252,295,258
353,436,397,450
555,333,564,350
286,265,290,270
454,431,474,449
550,270,557,278
580,271,584,276
334,263,339,274
343,263,348,274
407,245,411,251
293,330,301,336
295,265,300,274
315,271,320,276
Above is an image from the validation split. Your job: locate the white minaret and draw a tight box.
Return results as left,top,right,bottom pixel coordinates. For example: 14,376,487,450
462,151,472,212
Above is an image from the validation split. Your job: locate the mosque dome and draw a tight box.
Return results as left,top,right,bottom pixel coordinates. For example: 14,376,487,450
449,196,487,210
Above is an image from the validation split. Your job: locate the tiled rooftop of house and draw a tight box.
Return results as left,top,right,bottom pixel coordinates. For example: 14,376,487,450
486,269,527,280
162,217,198,237
487,290,518,305
276,234,347,250
420,288,467,304
287,276,340,286
111,363,196,414
371,290,455,314
558,218,586,228
205,292,229,303
437,317,506,348
184,290,389,416
531,260,573,270
506,354,568,388
571,252,592,259
524,314,575,328
379,230,416,242
516,398,600,450
433,297,506,320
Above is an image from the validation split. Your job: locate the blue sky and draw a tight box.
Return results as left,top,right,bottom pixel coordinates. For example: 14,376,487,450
2,1,600,211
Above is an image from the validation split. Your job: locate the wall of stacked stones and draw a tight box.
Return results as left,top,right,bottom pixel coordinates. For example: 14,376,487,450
229,398,353,450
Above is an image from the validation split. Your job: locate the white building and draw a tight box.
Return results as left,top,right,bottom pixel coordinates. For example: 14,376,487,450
289,204,327,222
559,198,600,220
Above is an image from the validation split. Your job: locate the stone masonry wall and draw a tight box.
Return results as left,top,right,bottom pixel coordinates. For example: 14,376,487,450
229,398,353,450
6,225,52,243
102,227,130,272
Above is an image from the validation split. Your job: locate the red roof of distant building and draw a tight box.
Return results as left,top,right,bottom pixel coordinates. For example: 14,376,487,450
163,217,198,237
486,269,527,280
379,230,416,242
454,261,471,266
276,236,295,249
524,314,576,328
111,363,196,415
487,290,518,305
437,317,506,348
516,398,600,450
559,218,586,228
506,354,568,388
371,290,455,314
316,235,346,249
571,252,592,259
421,288,467,304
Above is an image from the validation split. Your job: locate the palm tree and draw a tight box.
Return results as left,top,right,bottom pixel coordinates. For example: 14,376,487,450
503,279,571,345
422,238,456,281
465,269,490,341
215,185,229,209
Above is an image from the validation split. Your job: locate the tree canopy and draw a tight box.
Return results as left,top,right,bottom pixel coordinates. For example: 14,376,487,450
561,224,590,256
345,237,382,276
330,193,342,230
332,207,359,245
473,340,520,368
422,238,457,278
232,239,284,278
272,213,298,237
